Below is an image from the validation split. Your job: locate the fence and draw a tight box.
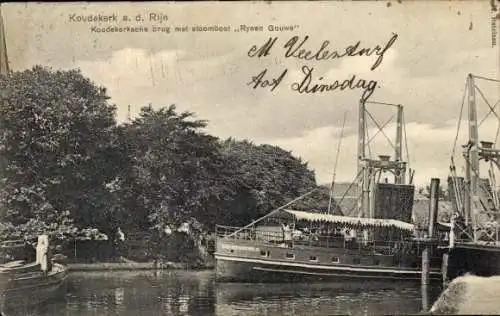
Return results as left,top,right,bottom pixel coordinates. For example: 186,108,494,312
61,231,211,263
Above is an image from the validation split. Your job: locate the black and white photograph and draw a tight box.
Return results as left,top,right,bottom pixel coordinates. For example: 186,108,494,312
0,1,499,315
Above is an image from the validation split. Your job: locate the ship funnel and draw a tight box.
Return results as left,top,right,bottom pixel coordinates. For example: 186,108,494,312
428,178,440,238
480,141,494,149
379,155,390,167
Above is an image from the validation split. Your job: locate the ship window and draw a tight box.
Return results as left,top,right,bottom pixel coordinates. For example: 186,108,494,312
260,250,270,257
309,256,318,262
230,249,234,253
353,258,360,264
332,257,340,263
286,252,295,259
374,259,380,265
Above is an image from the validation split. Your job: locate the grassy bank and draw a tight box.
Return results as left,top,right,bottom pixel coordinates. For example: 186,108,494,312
430,274,500,314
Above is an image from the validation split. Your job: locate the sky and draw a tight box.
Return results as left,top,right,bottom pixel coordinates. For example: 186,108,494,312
2,2,499,187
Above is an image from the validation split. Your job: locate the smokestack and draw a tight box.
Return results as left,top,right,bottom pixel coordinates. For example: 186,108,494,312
428,178,440,238
379,155,390,162
481,141,494,149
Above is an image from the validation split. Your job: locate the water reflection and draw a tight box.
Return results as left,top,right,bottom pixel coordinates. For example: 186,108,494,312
215,281,441,316
8,270,442,316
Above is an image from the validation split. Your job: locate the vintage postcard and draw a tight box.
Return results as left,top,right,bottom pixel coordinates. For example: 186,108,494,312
0,1,499,315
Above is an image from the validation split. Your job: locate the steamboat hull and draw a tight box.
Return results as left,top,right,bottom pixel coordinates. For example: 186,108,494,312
448,244,500,279
215,254,441,283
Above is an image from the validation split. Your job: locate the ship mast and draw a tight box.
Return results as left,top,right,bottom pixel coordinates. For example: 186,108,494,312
462,74,500,243
0,4,9,75
395,104,404,184
356,100,409,220
0,5,8,224
357,100,367,218
466,74,480,242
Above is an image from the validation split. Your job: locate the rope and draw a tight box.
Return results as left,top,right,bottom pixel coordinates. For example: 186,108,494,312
449,159,466,223
225,188,318,238
365,109,396,151
495,120,500,145
328,112,347,214
366,114,395,146
475,84,500,122
466,158,498,231
450,79,468,159
488,163,499,209
402,111,411,171
473,75,500,83
365,101,400,107
365,114,372,159
336,169,364,215
478,99,500,127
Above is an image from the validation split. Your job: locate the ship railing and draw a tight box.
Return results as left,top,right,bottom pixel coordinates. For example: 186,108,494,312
215,225,258,238
215,225,429,256
215,225,284,242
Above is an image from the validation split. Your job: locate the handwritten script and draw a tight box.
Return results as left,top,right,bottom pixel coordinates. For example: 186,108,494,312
246,33,398,102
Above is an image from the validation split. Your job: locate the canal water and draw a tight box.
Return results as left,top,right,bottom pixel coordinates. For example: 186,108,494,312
11,270,443,316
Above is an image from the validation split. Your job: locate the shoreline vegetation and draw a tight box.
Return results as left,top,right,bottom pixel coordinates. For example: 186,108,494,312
0,67,449,269
0,66,340,267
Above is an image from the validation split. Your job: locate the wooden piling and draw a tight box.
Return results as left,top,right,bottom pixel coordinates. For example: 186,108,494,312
421,247,430,311
442,252,449,287
421,178,440,312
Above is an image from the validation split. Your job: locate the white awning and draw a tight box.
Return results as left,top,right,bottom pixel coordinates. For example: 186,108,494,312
277,209,414,232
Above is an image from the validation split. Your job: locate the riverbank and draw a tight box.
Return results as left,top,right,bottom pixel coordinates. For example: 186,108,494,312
430,274,500,314
67,260,215,272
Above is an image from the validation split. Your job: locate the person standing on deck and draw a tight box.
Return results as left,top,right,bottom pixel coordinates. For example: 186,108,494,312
282,223,293,248
36,235,51,274
449,212,458,248
310,229,319,242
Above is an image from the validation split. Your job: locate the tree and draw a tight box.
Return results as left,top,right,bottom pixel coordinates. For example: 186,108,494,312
0,66,118,239
114,105,234,233
218,138,332,226
0,65,339,263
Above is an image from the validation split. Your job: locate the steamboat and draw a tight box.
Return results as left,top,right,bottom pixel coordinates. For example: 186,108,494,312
445,74,500,279
215,99,444,283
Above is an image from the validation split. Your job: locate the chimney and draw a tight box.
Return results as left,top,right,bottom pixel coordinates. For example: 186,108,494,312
481,141,494,149
379,155,390,167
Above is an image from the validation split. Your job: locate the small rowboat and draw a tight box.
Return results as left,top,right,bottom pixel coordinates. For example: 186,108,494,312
0,236,68,314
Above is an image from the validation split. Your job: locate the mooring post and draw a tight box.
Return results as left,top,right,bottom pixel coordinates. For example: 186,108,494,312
422,178,440,312
421,246,430,311
442,252,449,287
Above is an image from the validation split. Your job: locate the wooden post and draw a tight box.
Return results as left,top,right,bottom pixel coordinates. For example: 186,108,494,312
421,178,440,312
442,252,449,287
421,246,430,311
